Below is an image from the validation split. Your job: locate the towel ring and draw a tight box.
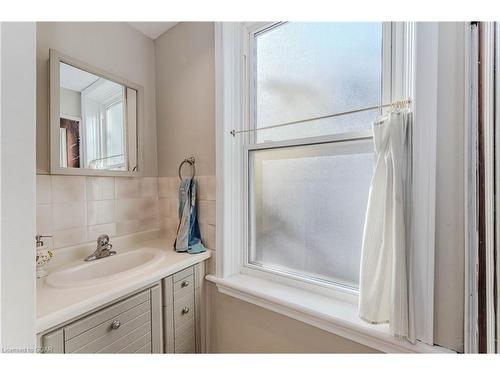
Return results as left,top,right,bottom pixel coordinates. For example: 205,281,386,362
178,157,196,181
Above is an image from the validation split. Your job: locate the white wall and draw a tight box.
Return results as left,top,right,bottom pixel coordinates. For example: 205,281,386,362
434,22,465,352
36,22,158,176
60,87,81,118
0,22,37,350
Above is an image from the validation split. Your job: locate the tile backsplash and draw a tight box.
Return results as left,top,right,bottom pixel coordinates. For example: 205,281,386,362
37,175,159,249
37,175,216,251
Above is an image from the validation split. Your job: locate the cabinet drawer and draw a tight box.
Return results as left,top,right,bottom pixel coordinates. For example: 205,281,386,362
39,284,162,354
65,289,150,341
173,292,194,328
66,301,151,353
173,274,194,299
172,266,193,283
163,266,195,305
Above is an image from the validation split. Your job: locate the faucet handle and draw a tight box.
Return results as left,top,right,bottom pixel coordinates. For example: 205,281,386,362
36,234,53,247
96,234,110,247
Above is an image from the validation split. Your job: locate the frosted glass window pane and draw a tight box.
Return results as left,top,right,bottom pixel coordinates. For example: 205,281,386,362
255,22,382,142
249,140,374,288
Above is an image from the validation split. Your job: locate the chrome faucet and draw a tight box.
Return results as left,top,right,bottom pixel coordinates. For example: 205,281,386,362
84,234,116,262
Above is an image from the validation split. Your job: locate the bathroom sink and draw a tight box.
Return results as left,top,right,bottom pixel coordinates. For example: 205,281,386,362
45,247,165,288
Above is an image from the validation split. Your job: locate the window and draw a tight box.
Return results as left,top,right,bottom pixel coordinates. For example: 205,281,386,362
215,21,438,350
245,22,390,290
253,22,384,142
104,101,125,169
82,79,126,170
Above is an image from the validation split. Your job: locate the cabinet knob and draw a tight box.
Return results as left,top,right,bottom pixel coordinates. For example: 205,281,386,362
181,281,189,288
181,307,190,315
111,320,121,330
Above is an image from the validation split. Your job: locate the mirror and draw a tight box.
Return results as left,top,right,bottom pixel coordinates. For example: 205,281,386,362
50,50,141,176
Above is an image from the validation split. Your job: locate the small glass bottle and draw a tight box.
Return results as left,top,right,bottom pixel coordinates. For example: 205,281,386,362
36,235,53,278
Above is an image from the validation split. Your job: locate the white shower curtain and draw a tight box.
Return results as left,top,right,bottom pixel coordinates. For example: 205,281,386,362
358,109,413,341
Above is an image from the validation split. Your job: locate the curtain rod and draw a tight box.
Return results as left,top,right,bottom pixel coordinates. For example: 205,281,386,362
230,99,411,137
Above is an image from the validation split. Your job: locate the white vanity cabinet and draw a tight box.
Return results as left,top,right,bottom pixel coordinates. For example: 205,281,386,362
38,261,206,354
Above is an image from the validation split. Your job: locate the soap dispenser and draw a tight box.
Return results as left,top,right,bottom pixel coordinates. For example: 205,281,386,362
36,235,53,278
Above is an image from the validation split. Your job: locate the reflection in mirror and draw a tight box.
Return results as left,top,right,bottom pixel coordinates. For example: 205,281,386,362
59,62,137,171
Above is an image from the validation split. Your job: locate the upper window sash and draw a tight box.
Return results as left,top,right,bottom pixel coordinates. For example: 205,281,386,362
243,22,393,147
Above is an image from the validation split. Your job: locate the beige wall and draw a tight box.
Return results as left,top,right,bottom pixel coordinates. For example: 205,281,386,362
155,22,215,177
36,22,158,176
207,284,378,353
433,22,465,353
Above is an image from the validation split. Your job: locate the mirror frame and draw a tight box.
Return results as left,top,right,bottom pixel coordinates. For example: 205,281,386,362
49,49,144,177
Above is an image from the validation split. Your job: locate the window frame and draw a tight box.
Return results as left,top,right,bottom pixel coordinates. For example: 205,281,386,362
240,21,393,297
213,21,439,348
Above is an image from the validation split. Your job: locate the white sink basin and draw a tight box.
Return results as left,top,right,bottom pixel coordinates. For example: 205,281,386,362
46,248,165,288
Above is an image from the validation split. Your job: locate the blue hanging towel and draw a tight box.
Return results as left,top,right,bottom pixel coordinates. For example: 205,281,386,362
174,178,207,254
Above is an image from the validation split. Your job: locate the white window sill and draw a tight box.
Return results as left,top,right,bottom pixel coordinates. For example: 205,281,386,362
206,274,455,354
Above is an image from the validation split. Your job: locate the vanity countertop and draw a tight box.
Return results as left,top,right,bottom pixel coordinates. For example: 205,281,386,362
36,233,211,334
